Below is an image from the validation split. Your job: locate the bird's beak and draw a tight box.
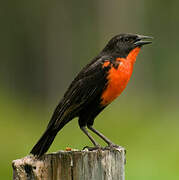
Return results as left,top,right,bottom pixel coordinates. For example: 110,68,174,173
134,35,153,46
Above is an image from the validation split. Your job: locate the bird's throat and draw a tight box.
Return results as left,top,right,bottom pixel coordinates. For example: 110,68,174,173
126,47,141,64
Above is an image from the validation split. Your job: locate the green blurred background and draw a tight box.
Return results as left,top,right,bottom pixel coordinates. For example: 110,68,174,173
1,0,179,179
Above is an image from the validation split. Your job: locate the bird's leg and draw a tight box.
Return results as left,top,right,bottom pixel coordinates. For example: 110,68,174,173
80,126,101,150
87,125,119,148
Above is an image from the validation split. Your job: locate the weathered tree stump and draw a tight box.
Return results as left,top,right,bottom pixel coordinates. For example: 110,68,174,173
12,147,125,180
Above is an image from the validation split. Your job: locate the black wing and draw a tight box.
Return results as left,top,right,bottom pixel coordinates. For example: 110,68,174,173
48,56,111,129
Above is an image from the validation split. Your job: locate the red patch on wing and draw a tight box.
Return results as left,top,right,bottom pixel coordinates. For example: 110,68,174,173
102,61,110,68
101,47,141,106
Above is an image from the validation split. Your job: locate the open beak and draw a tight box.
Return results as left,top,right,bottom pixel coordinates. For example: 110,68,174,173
134,35,153,46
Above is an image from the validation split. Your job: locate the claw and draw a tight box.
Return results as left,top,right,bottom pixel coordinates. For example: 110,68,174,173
104,144,124,152
83,145,101,151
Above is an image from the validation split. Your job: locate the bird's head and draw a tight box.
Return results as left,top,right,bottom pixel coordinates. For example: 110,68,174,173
102,33,153,58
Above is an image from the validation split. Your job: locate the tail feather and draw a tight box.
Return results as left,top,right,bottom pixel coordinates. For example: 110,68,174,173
30,99,72,157
30,129,57,157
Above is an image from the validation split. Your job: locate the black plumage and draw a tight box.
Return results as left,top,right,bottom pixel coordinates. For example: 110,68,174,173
30,33,152,157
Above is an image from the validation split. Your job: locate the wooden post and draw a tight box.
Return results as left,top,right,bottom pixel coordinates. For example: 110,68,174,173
12,147,125,180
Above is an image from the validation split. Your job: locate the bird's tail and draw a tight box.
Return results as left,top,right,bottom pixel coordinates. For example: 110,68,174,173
30,99,72,157
30,129,58,157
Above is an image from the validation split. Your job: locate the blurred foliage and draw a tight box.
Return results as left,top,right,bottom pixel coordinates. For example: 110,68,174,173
0,0,179,179
1,91,179,179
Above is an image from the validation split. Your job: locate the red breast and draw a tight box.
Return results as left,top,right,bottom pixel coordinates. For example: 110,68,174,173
101,47,140,105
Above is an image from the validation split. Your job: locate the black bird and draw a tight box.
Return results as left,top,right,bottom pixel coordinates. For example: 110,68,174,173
30,33,152,157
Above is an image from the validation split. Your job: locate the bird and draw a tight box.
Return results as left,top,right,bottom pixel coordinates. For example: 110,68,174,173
30,33,152,157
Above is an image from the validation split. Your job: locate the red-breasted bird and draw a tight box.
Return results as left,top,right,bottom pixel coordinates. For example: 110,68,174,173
30,33,152,157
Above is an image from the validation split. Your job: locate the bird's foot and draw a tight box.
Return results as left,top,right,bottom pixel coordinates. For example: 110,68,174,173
104,144,126,153
83,145,102,151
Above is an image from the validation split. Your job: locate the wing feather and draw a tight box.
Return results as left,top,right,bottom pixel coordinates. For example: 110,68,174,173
48,56,111,129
